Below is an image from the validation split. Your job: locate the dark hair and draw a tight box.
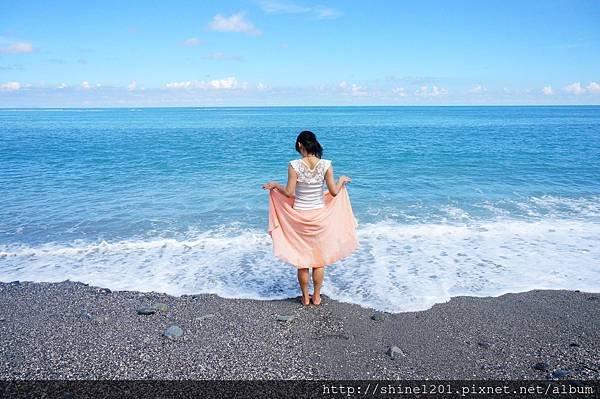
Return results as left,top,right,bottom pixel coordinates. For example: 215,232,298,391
295,130,323,158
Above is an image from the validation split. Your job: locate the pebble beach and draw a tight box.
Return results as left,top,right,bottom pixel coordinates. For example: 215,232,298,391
1,280,598,380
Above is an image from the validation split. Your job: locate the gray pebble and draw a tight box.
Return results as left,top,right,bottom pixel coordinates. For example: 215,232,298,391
153,303,169,312
92,316,110,324
79,308,93,320
386,345,406,359
163,325,184,339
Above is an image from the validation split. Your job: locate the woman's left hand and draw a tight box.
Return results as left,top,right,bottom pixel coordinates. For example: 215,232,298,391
262,181,278,190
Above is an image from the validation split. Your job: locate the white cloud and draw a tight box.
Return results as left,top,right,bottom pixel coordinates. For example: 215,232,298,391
127,81,137,92
182,38,203,47
257,1,342,19
207,12,261,36
0,42,34,54
0,81,21,91
312,5,342,19
78,81,101,90
338,80,367,96
392,87,406,97
563,81,600,95
165,81,195,90
542,86,554,95
165,76,243,90
350,83,367,96
586,81,600,94
415,85,448,97
256,82,271,91
564,82,584,95
209,77,239,89
469,84,487,94
57,83,67,89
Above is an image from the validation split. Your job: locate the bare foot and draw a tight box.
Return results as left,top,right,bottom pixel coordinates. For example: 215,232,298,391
301,295,310,306
311,293,321,305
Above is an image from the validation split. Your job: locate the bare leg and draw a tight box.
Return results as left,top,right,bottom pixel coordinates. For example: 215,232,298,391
311,266,324,305
297,268,310,305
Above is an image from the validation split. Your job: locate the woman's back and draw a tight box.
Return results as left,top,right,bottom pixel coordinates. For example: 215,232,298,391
289,158,332,210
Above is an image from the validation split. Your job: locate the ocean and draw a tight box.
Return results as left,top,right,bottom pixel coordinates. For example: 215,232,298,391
1,106,599,312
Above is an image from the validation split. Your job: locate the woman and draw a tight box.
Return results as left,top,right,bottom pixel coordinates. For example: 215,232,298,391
262,131,359,306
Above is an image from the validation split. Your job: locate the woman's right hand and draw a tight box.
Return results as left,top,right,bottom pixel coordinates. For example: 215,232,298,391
338,176,351,185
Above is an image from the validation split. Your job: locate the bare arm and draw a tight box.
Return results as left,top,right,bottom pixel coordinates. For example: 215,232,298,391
325,165,351,196
267,164,297,197
262,162,349,197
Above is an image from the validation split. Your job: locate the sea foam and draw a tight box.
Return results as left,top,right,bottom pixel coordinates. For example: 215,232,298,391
1,217,598,313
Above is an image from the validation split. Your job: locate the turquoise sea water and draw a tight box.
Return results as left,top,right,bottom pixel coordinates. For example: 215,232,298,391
1,106,599,312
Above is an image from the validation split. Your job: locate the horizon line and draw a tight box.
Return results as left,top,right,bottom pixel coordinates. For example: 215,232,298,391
1,104,600,110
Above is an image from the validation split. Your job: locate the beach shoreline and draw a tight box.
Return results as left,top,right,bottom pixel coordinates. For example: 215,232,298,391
0,280,598,380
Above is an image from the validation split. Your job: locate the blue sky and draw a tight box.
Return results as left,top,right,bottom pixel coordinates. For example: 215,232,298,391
1,0,599,107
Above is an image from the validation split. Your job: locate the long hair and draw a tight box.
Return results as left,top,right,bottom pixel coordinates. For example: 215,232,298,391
295,130,323,158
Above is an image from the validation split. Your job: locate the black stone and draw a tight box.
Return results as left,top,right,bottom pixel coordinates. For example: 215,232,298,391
551,369,570,379
533,362,550,372
371,312,386,321
137,307,157,315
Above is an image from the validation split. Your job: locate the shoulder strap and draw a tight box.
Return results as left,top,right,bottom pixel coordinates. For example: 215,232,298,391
319,159,331,177
289,159,300,173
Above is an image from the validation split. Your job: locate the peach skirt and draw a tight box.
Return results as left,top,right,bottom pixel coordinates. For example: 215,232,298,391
268,185,359,269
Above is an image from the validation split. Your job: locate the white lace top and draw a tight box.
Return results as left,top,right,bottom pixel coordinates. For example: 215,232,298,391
289,158,332,210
